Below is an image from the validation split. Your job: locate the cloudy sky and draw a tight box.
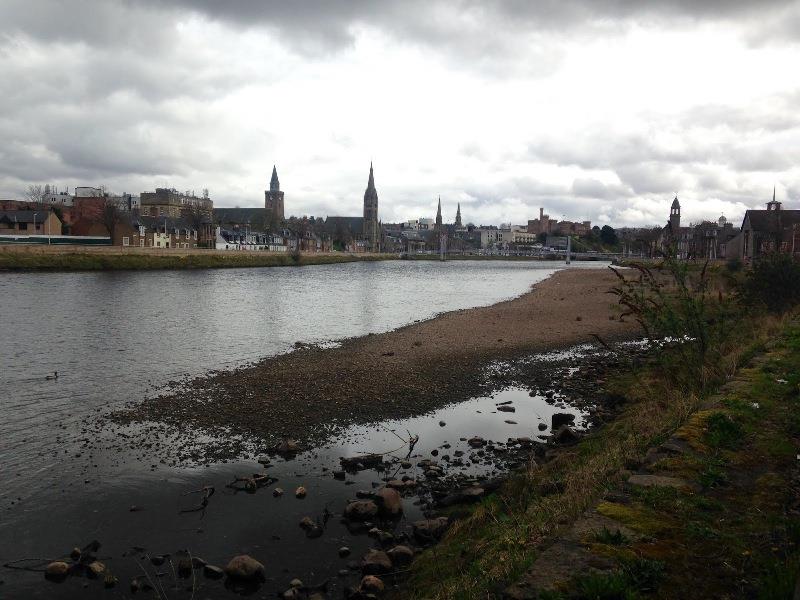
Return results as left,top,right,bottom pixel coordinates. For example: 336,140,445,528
1,1,799,227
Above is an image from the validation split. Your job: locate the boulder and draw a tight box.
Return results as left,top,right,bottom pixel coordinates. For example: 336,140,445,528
338,546,351,558
274,439,300,454
345,500,379,520
468,437,485,448
45,561,70,581
551,413,575,429
273,487,284,497
386,545,414,566
375,487,403,516
360,549,392,575
552,425,580,445
497,405,515,413
413,517,450,543
87,561,106,579
224,555,266,582
295,486,307,499
538,423,548,431
299,516,315,530
360,574,385,593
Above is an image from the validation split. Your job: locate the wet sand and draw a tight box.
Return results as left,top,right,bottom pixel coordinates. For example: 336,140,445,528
113,267,637,459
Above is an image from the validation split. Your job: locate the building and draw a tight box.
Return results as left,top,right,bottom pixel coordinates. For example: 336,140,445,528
140,188,213,219
0,210,62,236
454,203,463,229
527,207,590,236
113,215,202,248
363,163,380,252
740,189,800,260
265,165,285,222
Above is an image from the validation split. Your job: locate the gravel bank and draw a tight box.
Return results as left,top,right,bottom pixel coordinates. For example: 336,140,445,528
111,267,637,460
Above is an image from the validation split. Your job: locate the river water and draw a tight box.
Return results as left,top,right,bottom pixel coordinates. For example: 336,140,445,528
0,260,606,598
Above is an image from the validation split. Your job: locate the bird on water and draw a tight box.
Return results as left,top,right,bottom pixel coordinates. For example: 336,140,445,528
45,371,58,380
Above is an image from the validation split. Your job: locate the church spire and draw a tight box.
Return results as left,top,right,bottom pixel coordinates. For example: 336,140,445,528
270,165,280,193
367,161,375,191
435,196,443,229
455,202,462,228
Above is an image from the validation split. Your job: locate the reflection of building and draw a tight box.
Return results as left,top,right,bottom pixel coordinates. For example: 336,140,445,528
140,188,213,218
265,165,285,222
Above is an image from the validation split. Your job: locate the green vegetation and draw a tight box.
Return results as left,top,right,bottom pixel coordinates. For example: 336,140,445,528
741,253,800,313
400,254,800,599
0,250,396,272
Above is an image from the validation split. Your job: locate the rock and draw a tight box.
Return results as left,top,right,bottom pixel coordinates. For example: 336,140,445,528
375,487,403,516
191,557,206,569
439,421,446,427
333,470,346,480
431,449,439,456
150,555,166,566
69,547,81,561
538,423,548,431
468,437,485,448
295,486,307,499
129,505,143,512
551,413,576,429
345,500,379,520
273,487,284,497
45,561,70,581
104,574,118,588
87,561,106,579
203,564,225,579
299,516,315,530
360,574,385,593
274,439,300,454
413,517,450,543
505,420,517,424
386,545,414,566
552,425,580,444
224,555,266,582
176,558,192,578
341,454,384,471
306,525,323,539
497,405,515,413
290,578,304,588
338,546,351,558
361,550,392,575
386,479,405,490
401,461,412,469
461,487,485,501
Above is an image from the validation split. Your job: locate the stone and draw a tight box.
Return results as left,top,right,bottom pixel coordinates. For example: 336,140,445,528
104,574,118,588
551,413,575,429
538,423,548,431
341,454,384,471
224,555,266,582
299,516,315,530
295,486,307,499
338,546,351,558
203,565,225,579
177,558,192,578
439,421,446,427
413,517,450,543
273,487,284,497
69,547,81,561
333,470,346,480
386,479,405,490
375,487,403,516
345,500,379,520
274,439,300,454
461,487,485,501
361,549,392,575
45,561,70,581
552,425,580,444
497,405,515,413
468,437,485,448
360,574,385,593
290,578,304,588
306,525,323,539
505,420,518,424
87,561,106,579
150,555,166,566
386,545,414,566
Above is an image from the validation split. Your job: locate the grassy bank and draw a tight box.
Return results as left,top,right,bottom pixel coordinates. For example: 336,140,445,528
0,249,397,272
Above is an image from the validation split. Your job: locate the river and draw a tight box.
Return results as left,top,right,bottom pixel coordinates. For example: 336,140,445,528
0,260,606,598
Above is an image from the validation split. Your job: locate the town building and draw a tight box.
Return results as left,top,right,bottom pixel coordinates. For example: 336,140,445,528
140,188,213,219
265,165,285,222
363,163,380,252
113,215,202,248
325,163,381,252
0,210,62,236
527,207,591,236
739,189,800,260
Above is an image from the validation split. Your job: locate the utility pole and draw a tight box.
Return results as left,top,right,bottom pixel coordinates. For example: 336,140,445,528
566,235,571,265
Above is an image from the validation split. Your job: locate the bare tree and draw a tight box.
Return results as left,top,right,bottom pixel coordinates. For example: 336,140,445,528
24,184,46,207
101,197,123,243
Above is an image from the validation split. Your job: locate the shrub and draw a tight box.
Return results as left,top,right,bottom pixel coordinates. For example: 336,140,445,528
740,253,800,314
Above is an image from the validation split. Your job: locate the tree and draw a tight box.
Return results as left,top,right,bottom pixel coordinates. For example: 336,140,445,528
24,184,46,206
101,197,123,243
600,225,618,246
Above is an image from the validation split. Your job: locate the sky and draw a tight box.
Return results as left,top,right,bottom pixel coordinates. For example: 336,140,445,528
1,1,799,228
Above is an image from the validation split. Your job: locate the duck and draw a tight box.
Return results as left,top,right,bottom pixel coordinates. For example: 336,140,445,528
45,371,58,380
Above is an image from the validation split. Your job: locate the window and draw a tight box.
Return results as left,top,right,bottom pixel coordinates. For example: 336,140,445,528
122,237,130,246
140,239,144,247
19,222,27,230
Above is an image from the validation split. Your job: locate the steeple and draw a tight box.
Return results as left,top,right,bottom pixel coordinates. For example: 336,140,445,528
367,161,375,192
435,196,443,229
270,165,280,193
669,195,680,231
363,162,379,252
455,203,462,228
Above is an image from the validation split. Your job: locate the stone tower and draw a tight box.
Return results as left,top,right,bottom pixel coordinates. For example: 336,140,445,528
669,196,680,232
455,203,462,228
435,196,443,230
265,165,285,222
363,162,379,252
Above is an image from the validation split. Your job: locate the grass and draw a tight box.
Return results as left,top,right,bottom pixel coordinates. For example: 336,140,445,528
0,250,396,271
399,314,791,599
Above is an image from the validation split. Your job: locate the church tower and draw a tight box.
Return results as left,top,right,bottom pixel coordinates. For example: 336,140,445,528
455,203,462,228
363,162,379,252
265,165,285,222
435,196,443,230
669,196,680,232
